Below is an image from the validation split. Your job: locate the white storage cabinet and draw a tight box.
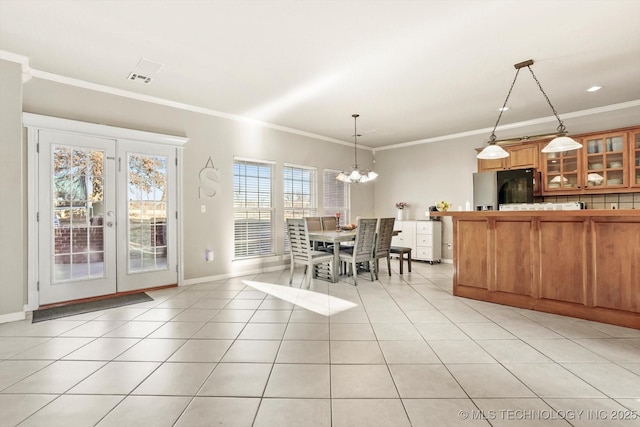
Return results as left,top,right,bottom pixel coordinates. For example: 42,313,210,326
391,220,441,264
416,221,441,264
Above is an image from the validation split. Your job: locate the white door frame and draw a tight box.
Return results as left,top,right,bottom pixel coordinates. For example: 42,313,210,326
24,113,188,311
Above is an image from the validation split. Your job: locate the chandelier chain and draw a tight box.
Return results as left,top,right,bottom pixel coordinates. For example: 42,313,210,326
490,68,521,142
526,66,566,133
353,114,358,167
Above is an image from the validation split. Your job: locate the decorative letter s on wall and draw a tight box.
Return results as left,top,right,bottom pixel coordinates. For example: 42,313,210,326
199,157,219,198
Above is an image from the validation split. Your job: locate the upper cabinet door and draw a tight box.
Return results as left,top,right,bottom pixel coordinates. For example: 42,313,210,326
477,156,506,172
542,148,582,192
583,132,627,190
476,141,540,172
631,131,640,188
508,143,539,170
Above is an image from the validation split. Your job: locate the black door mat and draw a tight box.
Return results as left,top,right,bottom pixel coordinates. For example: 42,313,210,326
32,293,154,323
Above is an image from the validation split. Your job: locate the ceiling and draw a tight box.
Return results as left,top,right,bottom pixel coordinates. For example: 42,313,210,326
1,0,639,149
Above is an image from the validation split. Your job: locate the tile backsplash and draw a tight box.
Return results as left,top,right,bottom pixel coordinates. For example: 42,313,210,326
536,192,640,210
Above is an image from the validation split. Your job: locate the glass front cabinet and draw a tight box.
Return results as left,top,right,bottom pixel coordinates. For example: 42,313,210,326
583,132,627,189
543,148,581,192
632,130,640,188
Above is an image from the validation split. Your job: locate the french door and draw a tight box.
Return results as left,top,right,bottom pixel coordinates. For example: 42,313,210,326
37,130,177,304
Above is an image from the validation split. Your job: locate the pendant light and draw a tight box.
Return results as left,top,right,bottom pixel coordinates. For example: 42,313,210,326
477,59,582,159
336,114,378,183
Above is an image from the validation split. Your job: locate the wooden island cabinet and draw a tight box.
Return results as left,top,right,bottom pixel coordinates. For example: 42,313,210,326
432,210,640,329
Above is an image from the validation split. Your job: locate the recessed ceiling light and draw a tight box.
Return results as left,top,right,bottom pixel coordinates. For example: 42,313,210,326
497,106,510,112
586,86,603,92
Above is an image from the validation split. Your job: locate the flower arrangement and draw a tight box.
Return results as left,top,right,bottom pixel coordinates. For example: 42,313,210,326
395,202,408,210
436,200,451,212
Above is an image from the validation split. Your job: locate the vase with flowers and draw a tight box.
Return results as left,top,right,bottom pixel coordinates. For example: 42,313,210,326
395,202,408,221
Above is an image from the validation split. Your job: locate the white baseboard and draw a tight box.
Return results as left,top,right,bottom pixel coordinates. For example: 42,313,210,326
0,310,26,324
441,259,453,264
183,264,288,286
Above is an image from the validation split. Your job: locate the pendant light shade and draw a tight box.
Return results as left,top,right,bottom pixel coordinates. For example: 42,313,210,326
477,59,582,158
337,114,378,184
541,134,583,153
477,143,509,159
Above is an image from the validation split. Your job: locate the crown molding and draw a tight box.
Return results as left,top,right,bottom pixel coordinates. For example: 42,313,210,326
2,49,637,153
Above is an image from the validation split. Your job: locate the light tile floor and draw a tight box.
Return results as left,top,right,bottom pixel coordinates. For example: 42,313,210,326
1,262,640,426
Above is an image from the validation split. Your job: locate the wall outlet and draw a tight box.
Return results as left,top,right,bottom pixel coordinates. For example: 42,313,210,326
610,202,618,210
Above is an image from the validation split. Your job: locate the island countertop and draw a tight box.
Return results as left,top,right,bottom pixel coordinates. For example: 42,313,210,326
430,209,640,218
432,209,640,329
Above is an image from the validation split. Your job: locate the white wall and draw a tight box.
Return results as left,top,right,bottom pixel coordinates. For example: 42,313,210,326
0,59,26,319
21,77,375,284
373,137,479,259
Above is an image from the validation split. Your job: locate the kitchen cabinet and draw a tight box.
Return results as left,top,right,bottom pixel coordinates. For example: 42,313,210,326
477,142,540,172
583,132,627,189
541,148,582,192
391,220,441,263
437,209,640,329
631,130,640,188
416,221,441,263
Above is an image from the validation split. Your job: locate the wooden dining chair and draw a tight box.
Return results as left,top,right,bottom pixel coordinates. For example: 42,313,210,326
373,217,395,279
321,216,337,231
304,216,322,250
338,218,378,286
286,218,334,288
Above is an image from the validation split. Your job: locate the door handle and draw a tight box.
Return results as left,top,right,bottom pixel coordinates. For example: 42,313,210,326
106,221,114,227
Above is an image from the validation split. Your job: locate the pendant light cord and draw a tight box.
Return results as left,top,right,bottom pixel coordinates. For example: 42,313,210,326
526,66,566,134
489,68,521,143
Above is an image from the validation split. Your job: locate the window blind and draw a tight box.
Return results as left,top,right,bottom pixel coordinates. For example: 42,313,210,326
284,165,316,252
233,159,274,258
323,169,350,223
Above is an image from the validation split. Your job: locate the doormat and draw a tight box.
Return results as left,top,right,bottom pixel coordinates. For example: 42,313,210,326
32,293,153,323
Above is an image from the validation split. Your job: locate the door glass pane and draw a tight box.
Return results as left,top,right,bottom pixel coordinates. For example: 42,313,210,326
127,153,168,273
52,146,105,283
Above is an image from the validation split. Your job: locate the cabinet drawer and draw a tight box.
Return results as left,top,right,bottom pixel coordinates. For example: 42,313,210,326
416,222,434,234
416,247,434,259
416,235,433,246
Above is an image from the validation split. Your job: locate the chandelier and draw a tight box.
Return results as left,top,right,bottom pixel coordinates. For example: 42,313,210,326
477,59,582,160
336,114,378,183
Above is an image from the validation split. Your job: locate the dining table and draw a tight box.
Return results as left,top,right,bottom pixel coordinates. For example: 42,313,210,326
307,229,357,283
308,228,400,283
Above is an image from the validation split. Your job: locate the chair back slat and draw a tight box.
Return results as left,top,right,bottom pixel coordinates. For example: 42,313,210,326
287,218,311,262
352,218,378,261
375,217,395,258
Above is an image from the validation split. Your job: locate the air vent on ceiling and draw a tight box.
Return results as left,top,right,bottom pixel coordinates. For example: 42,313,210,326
127,58,164,85
128,73,153,84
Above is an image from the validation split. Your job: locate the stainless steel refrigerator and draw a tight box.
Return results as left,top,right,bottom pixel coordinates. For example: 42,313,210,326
473,168,534,210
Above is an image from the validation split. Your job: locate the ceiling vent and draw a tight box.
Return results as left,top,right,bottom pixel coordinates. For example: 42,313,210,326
127,58,164,84
128,73,153,84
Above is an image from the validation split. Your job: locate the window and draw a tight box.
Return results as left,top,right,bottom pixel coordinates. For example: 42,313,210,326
323,169,350,222
233,158,275,258
284,164,317,251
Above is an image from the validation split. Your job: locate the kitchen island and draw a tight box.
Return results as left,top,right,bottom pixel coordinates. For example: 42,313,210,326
431,210,640,329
